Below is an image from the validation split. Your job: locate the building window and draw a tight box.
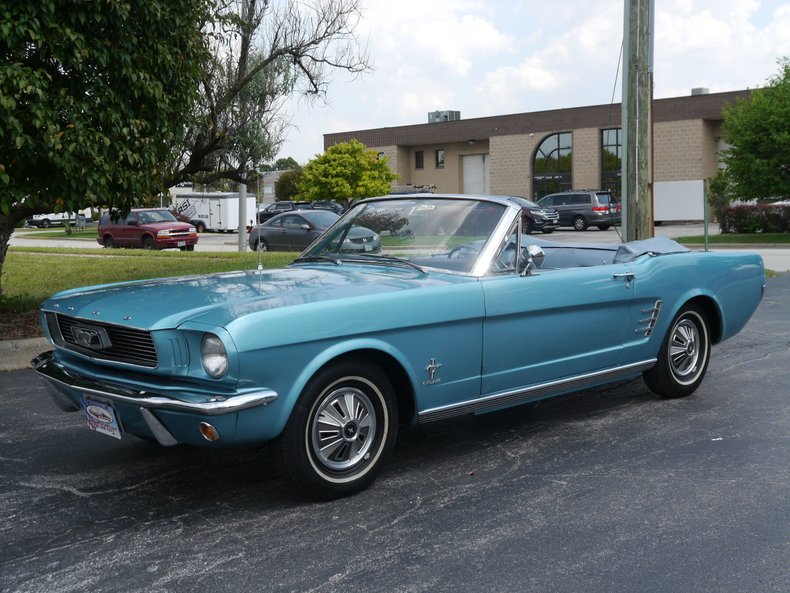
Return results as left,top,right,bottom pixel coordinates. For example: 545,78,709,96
532,132,572,200
415,150,424,169
601,128,621,197
435,149,445,169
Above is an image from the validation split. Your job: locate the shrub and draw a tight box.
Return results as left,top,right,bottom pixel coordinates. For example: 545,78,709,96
721,203,790,233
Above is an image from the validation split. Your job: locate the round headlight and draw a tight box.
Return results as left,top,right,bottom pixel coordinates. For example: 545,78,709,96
201,333,228,378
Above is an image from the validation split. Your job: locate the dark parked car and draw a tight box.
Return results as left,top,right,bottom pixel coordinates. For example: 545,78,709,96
506,196,560,234
311,200,345,214
257,201,313,223
249,210,379,252
538,190,621,231
97,209,198,251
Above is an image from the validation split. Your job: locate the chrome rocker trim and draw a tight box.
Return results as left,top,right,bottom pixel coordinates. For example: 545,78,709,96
418,359,656,423
31,351,279,416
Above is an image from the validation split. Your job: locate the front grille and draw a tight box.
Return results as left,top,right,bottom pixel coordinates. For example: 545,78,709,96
49,313,159,368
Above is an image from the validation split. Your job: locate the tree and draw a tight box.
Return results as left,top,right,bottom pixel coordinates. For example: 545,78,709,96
260,157,301,172
275,168,303,200
298,140,398,206
708,169,735,232
165,0,371,187
0,0,210,297
721,58,790,202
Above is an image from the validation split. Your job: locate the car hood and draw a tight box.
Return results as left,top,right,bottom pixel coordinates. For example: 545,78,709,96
42,265,470,331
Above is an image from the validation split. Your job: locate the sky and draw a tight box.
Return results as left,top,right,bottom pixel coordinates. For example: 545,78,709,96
275,0,790,164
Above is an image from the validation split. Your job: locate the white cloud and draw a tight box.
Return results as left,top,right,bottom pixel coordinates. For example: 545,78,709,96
276,0,790,163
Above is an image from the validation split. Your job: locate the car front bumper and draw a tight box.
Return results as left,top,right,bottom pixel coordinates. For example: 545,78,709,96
32,351,278,447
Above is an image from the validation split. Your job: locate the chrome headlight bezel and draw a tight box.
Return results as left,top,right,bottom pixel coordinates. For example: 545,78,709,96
201,333,228,378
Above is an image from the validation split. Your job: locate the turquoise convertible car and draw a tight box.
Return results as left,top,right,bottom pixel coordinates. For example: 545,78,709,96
33,195,765,499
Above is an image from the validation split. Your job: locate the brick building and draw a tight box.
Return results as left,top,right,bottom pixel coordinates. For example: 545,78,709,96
324,89,749,221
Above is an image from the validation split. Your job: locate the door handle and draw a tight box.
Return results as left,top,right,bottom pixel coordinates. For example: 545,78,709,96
613,272,636,281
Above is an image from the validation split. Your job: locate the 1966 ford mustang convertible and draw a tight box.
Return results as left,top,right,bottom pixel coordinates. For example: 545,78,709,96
33,194,765,499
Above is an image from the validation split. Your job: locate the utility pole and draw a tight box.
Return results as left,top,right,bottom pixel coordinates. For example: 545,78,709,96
621,0,654,241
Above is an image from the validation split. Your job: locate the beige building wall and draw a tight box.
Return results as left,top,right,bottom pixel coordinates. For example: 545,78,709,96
653,120,708,182
571,128,601,190
489,134,539,197
389,141,490,193
375,119,720,201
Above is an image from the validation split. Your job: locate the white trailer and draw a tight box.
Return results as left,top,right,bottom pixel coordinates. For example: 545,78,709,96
173,192,256,232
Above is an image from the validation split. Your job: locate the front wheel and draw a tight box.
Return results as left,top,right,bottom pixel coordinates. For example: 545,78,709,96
643,304,711,398
275,360,398,500
252,238,268,252
142,236,155,250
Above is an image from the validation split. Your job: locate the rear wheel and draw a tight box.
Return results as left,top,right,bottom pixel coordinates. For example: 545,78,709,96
643,303,711,398
275,360,398,500
254,239,268,252
573,216,588,231
103,236,116,249
597,224,611,231
41,219,51,228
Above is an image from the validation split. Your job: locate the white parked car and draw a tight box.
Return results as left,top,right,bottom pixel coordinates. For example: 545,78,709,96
26,212,76,228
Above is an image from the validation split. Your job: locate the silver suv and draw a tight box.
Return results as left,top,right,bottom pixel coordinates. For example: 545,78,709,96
537,190,621,231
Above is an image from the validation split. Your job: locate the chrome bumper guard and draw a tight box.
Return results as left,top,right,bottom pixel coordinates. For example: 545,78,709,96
31,351,279,416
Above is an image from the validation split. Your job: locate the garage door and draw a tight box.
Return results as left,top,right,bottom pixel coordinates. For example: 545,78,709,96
462,154,490,194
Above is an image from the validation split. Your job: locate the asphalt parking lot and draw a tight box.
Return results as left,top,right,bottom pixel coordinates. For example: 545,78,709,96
1,275,788,593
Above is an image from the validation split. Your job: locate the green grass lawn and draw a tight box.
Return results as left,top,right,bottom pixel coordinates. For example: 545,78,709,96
0,248,297,313
677,233,790,244
15,229,98,240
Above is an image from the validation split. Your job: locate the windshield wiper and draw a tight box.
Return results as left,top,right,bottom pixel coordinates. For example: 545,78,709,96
291,255,343,266
349,254,428,274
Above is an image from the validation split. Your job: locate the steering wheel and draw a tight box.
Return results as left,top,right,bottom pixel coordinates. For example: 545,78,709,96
447,243,481,259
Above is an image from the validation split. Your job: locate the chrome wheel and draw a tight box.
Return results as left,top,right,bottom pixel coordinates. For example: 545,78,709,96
276,361,397,499
310,385,377,472
669,317,702,384
643,304,711,398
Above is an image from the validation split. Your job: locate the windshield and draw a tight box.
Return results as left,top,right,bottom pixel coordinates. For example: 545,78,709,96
139,210,177,224
297,197,507,274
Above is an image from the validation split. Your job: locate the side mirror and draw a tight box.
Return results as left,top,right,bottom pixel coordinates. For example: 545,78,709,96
300,224,312,231
521,244,545,276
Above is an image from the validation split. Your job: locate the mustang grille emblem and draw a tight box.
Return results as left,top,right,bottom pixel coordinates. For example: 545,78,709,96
71,326,111,350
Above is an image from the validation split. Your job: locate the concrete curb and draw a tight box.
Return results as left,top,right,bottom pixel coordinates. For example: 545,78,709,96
0,338,50,372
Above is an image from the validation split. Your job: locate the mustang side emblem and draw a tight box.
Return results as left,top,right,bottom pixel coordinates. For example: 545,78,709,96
422,358,442,385
71,326,111,350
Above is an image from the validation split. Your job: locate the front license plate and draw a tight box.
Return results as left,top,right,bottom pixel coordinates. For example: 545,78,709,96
364,244,373,252
177,241,186,247
84,398,121,439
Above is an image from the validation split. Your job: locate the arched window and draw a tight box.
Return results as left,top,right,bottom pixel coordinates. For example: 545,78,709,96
532,132,572,200
601,128,621,197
